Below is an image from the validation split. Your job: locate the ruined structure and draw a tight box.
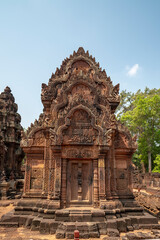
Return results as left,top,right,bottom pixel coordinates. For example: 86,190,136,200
2,48,159,238
21,47,136,206
0,87,23,179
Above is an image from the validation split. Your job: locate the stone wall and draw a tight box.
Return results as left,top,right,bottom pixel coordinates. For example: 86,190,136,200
132,169,160,189
132,169,160,217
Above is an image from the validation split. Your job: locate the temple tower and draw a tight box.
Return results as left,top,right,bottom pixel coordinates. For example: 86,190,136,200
21,47,136,208
0,86,23,179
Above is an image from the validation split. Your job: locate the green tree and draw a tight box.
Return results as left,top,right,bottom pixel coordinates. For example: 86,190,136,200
153,155,160,173
117,89,160,172
116,90,135,119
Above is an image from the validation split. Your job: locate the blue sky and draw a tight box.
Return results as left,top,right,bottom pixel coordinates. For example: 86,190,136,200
0,0,160,128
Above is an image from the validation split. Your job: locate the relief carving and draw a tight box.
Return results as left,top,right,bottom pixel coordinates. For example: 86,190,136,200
62,109,99,145
104,129,112,146
66,149,93,158
21,47,136,203
49,128,57,145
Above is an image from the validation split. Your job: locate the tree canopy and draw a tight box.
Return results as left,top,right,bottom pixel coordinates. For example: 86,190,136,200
116,88,160,173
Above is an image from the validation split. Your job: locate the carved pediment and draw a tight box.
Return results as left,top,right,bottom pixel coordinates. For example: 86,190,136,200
21,129,45,147
41,47,120,115
22,48,136,152
62,109,99,145
115,121,137,149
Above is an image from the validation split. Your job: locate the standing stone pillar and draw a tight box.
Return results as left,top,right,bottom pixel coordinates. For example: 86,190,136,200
98,154,106,200
0,180,9,200
93,159,99,206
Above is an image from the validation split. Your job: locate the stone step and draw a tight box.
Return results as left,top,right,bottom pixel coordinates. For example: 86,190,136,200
56,222,100,239
55,209,105,222
0,222,19,227
139,223,160,230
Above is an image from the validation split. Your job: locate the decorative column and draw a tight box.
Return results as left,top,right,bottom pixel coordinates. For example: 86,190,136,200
98,154,106,200
93,159,99,207
106,150,111,198
23,154,31,194
48,148,55,199
127,153,133,194
52,146,62,200
42,139,50,198
110,144,118,197
61,158,67,207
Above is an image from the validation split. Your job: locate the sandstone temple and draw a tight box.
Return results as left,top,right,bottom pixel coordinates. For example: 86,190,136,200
0,86,23,180
21,47,136,207
4,48,158,238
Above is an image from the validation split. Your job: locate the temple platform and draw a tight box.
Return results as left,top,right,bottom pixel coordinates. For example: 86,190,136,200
0,199,159,238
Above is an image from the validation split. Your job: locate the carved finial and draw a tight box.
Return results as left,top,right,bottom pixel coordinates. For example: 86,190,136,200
34,119,38,126
107,77,111,83
112,84,120,98
102,69,107,78
42,83,47,89
55,67,60,76
86,51,89,57
96,62,100,68
77,47,85,55
132,135,137,142
4,86,11,93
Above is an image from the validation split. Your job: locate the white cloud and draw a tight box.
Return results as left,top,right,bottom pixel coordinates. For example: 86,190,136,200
127,64,139,77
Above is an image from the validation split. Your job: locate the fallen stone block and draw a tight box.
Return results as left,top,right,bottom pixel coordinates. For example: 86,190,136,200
107,228,119,237
136,231,154,239
125,232,138,240
79,232,89,239
117,219,127,232
56,230,65,239
66,231,74,239
24,216,34,228
50,221,59,234
89,231,100,238
31,218,41,231
39,220,50,234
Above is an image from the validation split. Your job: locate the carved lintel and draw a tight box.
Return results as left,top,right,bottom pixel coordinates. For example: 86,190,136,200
100,146,109,154
52,145,61,153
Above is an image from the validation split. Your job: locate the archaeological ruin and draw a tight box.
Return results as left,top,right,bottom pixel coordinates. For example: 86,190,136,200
21,47,137,205
1,48,159,238
0,86,24,180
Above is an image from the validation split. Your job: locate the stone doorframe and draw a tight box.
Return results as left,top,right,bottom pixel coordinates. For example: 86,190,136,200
61,157,98,208
50,145,109,208
61,158,99,208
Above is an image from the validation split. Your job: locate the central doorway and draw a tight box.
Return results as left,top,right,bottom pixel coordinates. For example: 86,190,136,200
67,160,93,206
